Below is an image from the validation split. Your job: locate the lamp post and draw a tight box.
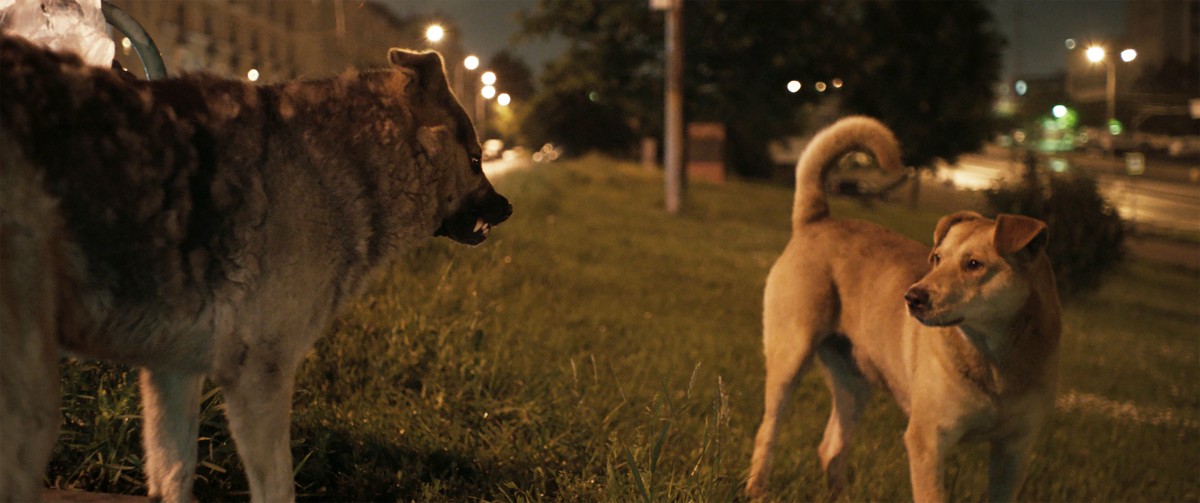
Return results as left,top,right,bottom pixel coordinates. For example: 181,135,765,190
1085,44,1136,129
458,55,479,118
478,71,497,140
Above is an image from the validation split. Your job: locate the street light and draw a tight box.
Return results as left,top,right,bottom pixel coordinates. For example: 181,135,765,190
1085,44,1136,131
475,73,499,141
425,24,445,43
456,55,480,115
497,93,511,107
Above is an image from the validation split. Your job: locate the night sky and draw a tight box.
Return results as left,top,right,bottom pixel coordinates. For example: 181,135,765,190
383,0,1129,79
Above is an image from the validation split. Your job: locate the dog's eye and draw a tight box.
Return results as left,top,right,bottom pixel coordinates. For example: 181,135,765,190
930,253,941,265
469,156,482,174
965,259,983,271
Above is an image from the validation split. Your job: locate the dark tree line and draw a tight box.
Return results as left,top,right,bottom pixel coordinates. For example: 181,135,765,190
515,0,1005,177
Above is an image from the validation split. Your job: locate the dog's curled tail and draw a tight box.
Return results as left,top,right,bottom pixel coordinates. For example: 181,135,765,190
792,115,904,227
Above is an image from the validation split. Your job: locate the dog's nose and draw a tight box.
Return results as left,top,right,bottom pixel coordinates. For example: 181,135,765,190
904,287,930,313
483,191,512,224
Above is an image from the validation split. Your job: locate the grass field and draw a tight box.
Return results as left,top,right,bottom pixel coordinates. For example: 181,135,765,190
51,156,1199,501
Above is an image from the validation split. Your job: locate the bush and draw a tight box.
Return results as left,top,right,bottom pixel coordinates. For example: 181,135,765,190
984,157,1125,298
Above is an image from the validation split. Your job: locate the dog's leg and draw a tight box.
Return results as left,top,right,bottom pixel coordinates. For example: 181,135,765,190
987,435,1034,503
219,355,298,503
746,303,826,498
0,305,60,503
1,158,65,502
904,417,959,503
140,369,204,503
815,342,870,497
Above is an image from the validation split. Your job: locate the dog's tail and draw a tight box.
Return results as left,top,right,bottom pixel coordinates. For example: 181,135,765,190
792,116,904,227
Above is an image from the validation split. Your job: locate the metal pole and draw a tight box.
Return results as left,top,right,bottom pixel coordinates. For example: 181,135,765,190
1106,60,1116,124
477,96,487,141
663,0,684,214
455,64,464,109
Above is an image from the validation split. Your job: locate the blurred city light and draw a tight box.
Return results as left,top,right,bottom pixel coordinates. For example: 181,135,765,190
1085,45,1106,63
425,24,445,43
786,80,801,93
247,68,259,82
1064,38,1076,50
1120,49,1137,62
481,71,497,86
1015,79,1028,96
815,81,827,92
831,78,843,89
464,55,479,70
481,85,496,99
120,37,132,54
497,93,511,106
1052,105,1068,118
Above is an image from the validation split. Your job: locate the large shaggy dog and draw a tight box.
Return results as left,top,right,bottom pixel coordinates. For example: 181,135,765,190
0,35,510,502
746,117,1060,502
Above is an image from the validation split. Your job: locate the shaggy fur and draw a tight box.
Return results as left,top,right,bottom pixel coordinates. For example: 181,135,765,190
0,35,510,502
745,117,1060,502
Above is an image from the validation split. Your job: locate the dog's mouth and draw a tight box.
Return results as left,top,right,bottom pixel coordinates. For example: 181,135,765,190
905,287,965,327
434,190,512,246
911,312,965,328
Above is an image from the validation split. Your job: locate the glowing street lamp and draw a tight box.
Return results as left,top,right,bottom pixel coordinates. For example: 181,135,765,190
1085,44,1137,131
481,71,497,86
476,84,498,140
456,55,480,114
786,80,801,93
247,68,260,82
497,93,511,107
425,24,445,43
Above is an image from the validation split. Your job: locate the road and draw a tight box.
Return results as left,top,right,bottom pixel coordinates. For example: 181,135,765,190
940,153,1200,234
482,156,531,179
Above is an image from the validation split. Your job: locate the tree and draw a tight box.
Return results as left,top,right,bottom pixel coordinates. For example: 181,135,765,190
839,0,1004,168
487,50,536,102
481,50,536,145
518,47,640,155
517,0,1004,177
516,1,660,156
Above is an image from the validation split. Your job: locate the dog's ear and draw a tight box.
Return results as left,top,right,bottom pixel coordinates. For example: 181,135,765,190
933,211,984,247
388,48,447,93
994,214,1048,259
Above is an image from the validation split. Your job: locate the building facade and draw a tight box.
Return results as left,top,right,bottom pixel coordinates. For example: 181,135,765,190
109,0,464,83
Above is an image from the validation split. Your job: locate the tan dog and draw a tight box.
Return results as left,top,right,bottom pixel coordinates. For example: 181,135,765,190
745,116,1061,502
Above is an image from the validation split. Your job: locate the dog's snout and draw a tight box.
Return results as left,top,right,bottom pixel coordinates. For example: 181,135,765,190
905,287,930,313
485,192,512,224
